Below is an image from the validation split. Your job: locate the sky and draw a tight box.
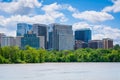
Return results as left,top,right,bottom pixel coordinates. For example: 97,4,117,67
0,0,120,44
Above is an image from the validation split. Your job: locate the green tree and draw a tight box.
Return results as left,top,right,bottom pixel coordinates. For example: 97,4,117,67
114,44,120,50
38,48,46,63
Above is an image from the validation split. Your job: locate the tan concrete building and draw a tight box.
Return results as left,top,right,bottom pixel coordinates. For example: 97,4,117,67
103,38,113,49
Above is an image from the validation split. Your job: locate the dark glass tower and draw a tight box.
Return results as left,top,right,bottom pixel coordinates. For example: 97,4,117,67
75,28,91,43
32,24,47,49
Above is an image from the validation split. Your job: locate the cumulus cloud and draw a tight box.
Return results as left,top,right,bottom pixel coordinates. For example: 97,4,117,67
72,11,114,23
42,2,78,12
60,4,78,12
73,22,120,44
0,0,42,15
42,3,68,23
66,5,78,12
93,25,120,44
102,0,120,13
72,22,92,31
42,2,61,12
0,27,16,37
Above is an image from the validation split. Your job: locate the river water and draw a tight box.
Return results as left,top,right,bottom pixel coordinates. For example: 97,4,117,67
0,63,120,80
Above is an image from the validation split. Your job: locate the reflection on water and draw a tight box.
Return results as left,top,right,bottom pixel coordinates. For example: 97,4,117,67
0,63,120,80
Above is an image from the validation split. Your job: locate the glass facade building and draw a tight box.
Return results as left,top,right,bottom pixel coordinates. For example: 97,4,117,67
48,32,53,49
32,24,47,49
21,33,40,49
75,28,91,43
17,23,32,36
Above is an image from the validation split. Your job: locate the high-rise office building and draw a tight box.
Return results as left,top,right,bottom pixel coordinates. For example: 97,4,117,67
103,38,113,49
75,28,91,43
16,23,32,36
21,31,41,49
48,32,53,49
88,40,103,49
32,24,47,49
48,23,74,50
1,36,16,47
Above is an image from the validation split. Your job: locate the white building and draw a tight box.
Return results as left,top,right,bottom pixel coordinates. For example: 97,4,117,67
1,36,16,47
0,33,6,46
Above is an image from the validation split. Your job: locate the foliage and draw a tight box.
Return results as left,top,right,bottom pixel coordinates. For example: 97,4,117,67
0,46,120,63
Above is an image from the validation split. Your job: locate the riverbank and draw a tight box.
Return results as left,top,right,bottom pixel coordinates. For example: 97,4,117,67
0,46,120,64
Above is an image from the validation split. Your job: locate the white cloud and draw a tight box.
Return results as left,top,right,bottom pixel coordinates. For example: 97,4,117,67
42,3,61,12
72,11,114,23
67,5,77,12
72,22,92,31
60,4,78,12
41,3,78,22
42,3,68,23
0,27,16,37
60,17,68,22
42,3,78,13
73,22,120,44
0,0,42,15
93,25,120,44
103,0,120,13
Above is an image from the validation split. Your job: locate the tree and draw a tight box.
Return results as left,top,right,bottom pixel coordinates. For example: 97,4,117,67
38,48,46,63
114,44,120,50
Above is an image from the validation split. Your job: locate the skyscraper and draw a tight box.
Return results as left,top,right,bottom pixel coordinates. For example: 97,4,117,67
48,23,74,50
103,38,113,49
75,28,91,43
48,32,53,49
16,23,32,36
32,24,47,49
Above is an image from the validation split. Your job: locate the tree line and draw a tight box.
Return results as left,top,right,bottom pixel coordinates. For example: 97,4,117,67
0,45,120,63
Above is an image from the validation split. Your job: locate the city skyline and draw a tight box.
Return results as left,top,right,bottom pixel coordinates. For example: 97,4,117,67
0,0,120,44
0,23,113,50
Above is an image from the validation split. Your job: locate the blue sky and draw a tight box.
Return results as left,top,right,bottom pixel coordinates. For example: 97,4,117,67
0,0,120,44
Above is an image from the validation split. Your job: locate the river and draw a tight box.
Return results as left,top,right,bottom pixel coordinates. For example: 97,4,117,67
0,63,120,80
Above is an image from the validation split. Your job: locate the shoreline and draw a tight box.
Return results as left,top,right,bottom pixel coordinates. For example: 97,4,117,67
0,62,120,65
